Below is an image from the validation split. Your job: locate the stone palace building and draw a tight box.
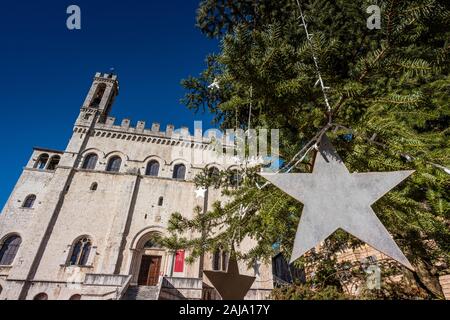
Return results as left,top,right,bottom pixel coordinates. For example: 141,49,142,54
0,73,273,300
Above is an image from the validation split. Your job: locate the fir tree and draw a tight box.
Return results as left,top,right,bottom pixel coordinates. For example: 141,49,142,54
167,0,449,299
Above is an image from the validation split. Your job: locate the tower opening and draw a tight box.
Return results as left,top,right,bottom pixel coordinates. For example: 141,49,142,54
46,156,61,171
34,154,49,170
89,83,107,108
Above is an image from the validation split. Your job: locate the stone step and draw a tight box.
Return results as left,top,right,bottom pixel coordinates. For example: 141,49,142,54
122,285,160,300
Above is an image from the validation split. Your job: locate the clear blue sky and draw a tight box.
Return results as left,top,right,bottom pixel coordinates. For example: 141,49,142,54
0,1,218,208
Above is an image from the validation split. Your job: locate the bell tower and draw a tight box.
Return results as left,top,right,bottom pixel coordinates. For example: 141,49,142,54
78,72,119,124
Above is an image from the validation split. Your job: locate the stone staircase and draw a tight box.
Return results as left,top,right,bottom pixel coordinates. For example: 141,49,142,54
159,277,203,300
439,275,450,300
121,285,161,300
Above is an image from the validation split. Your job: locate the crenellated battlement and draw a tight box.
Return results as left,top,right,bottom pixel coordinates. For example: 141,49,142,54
94,72,118,81
79,117,234,147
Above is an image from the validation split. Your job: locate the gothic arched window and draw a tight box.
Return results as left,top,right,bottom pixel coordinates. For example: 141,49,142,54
212,249,228,271
46,156,61,171
82,154,98,170
0,235,22,265
221,251,229,271
173,164,186,180
35,154,49,170
212,250,221,271
106,156,122,172
23,195,36,209
145,160,160,177
69,237,92,266
158,197,164,206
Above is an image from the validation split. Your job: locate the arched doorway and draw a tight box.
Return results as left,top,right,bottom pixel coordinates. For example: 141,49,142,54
132,232,168,286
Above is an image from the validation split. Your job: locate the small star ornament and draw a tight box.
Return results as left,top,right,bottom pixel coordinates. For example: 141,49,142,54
204,257,255,300
208,78,220,90
195,187,207,198
260,135,415,269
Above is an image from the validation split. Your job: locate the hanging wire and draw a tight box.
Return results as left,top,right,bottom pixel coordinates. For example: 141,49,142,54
254,0,449,194
235,107,239,130
295,0,333,124
256,1,337,189
256,123,332,190
248,85,253,131
243,85,254,175
231,204,250,250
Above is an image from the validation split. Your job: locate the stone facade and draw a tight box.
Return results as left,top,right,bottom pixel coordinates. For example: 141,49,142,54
0,73,273,300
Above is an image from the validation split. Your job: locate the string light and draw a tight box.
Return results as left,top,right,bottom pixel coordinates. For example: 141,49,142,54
296,0,333,124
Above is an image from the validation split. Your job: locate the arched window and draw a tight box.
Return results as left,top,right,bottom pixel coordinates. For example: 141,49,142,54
173,164,186,180
212,250,221,271
69,294,81,300
106,156,122,172
34,154,49,170
230,170,242,188
212,249,228,271
69,237,92,266
82,154,98,170
90,83,107,108
144,238,162,249
158,197,164,206
208,167,220,179
145,160,160,177
46,156,61,171
33,293,48,300
208,167,221,187
221,251,229,271
0,235,22,265
23,195,36,208
90,183,98,191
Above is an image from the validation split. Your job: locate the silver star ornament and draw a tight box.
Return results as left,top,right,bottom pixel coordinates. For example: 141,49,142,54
260,136,414,270
195,187,207,198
